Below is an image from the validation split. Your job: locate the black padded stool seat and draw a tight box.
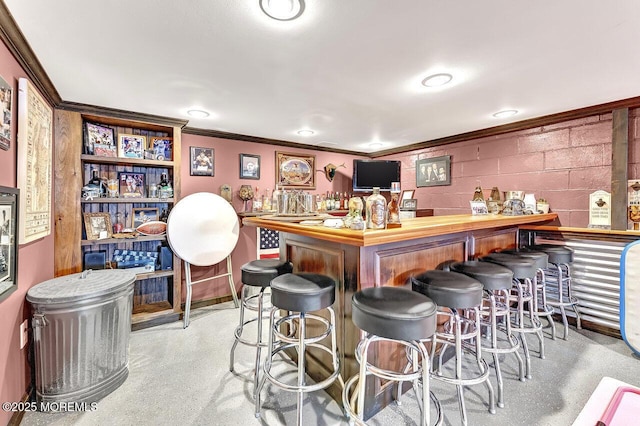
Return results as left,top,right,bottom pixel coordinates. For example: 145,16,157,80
270,273,335,312
500,249,549,270
241,259,293,288
412,270,483,309
351,287,437,341
481,253,537,279
532,244,574,264
450,261,514,291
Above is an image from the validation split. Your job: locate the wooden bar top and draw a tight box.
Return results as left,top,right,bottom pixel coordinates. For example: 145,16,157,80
243,213,558,247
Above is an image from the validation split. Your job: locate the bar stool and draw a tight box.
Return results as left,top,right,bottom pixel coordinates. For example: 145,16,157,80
481,253,543,380
229,259,292,397
450,261,524,408
342,286,442,426
532,244,582,339
501,248,556,340
412,270,496,425
255,273,341,426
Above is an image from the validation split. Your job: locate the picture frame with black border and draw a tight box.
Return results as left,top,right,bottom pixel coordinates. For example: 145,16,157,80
416,155,451,187
148,136,173,161
401,198,417,210
0,74,13,151
239,153,260,179
0,186,18,303
190,146,214,176
83,121,115,156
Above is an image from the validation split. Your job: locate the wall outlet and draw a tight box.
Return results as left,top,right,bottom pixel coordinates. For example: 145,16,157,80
19,319,28,349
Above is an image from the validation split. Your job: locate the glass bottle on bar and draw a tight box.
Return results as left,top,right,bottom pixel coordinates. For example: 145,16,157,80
366,187,387,229
387,182,401,227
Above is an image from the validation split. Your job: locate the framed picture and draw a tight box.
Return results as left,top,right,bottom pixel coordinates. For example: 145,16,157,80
401,198,417,210
401,190,415,201
416,155,451,187
0,186,18,303
17,78,52,244
84,121,115,156
118,172,145,198
148,136,173,161
239,153,260,180
118,133,146,159
132,207,159,228
83,212,113,240
0,74,13,151
275,151,316,189
190,146,214,176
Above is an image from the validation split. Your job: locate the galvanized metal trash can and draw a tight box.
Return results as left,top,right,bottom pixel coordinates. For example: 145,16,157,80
27,269,136,405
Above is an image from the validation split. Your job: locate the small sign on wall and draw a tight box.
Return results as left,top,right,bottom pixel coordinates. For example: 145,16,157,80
588,190,611,229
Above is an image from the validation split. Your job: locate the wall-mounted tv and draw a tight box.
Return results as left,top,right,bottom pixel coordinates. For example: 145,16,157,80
352,160,401,192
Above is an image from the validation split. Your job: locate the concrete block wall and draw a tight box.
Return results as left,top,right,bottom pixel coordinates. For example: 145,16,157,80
385,109,640,228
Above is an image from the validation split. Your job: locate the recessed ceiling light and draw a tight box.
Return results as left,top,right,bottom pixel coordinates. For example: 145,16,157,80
297,129,315,136
421,73,453,88
187,109,210,118
260,0,305,21
493,109,519,119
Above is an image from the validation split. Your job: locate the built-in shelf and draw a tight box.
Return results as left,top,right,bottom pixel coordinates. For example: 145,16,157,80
81,235,167,246
81,154,174,168
82,197,174,204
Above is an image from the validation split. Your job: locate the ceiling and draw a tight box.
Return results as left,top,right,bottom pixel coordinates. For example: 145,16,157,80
4,0,640,154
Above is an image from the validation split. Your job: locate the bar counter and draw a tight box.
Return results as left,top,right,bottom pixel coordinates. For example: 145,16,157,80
243,213,558,418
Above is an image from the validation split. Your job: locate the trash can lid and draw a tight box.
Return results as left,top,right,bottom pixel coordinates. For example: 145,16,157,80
27,269,136,304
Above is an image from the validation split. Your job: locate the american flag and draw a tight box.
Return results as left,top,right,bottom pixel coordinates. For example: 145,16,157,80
258,227,280,259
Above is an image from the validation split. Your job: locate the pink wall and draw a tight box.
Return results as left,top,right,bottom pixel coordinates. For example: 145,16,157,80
381,112,635,228
178,134,361,303
0,40,55,425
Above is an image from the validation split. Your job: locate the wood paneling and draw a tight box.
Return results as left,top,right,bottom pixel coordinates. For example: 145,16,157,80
54,110,83,276
471,228,518,258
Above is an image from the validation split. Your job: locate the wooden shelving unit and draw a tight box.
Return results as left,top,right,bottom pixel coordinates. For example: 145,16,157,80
54,110,184,330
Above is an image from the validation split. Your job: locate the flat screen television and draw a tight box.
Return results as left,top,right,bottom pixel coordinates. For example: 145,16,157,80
352,160,401,192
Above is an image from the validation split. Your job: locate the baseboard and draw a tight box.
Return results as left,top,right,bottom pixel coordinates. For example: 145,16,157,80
8,387,32,426
182,294,234,311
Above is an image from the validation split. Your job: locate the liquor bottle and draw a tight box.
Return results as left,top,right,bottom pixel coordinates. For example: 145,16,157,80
343,192,349,210
366,187,387,229
263,188,272,211
253,186,262,212
272,185,281,213
387,191,400,225
88,168,101,186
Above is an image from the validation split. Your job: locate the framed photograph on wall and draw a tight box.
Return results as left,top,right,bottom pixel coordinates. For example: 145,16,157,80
84,121,116,156
0,74,13,151
275,151,315,189
118,172,145,198
416,155,451,187
0,186,18,303
190,146,214,176
239,153,260,179
117,134,145,159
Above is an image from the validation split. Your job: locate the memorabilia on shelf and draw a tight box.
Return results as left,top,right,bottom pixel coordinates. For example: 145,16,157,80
148,136,173,161
132,208,159,228
0,74,13,151
190,146,214,176
118,172,145,198
470,200,489,215
400,198,417,210
275,151,315,189
365,187,387,229
239,154,260,179
117,134,145,159
629,181,640,230
158,172,173,199
135,220,167,236
17,78,53,244
537,198,550,214
83,212,113,240
487,187,502,214
588,190,611,229
84,121,115,156
387,181,401,228
239,184,254,212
